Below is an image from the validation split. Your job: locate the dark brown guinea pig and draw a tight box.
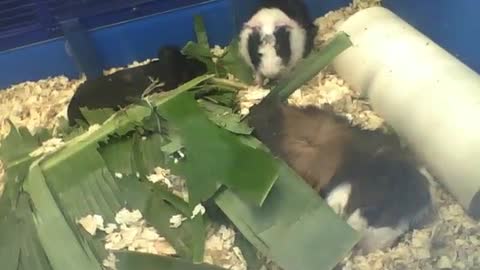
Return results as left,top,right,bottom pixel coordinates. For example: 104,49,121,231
247,98,434,255
67,46,207,126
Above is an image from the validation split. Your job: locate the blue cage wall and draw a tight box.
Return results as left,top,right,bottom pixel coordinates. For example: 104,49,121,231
0,0,479,89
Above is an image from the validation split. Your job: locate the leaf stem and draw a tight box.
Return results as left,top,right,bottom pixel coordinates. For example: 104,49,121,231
209,78,249,90
268,32,353,102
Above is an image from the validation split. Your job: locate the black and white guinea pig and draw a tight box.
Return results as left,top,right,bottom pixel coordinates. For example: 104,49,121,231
239,0,318,85
247,99,435,255
67,46,207,126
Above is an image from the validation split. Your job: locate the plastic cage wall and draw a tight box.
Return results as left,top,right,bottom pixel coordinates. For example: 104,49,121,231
0,0,217,51
0,0,479,89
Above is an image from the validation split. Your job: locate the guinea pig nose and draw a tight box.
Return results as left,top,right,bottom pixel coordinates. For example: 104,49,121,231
262,34,275,45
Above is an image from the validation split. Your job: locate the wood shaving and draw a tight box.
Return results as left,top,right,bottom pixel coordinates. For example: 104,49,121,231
29,137,65,157
103,253,118,270
77,214,105,236
211,45,226,58
204,225,247,270
0,75,84,139
287,71,386,131
314,0,382,46
211,45,227,63
103,58,157,76
79,208,246,270
191,203,206,219
147,166,188,201
236,85,270,116
169,214,188,228
170,204,206,228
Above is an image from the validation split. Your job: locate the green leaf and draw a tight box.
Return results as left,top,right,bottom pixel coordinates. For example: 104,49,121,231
203,91,236,107
219,39,254,84
17,193,53,270
0,120,39,168
33,127,53,143
37,144,127,265
182,42,213,59
194,15,209,48
132,133,167,177
160,136,183,156
41,145,123,223
23,163,103,270
115,251,226,270
198,99,253,135
215,158,360,270
80,107,116,125
99,132,205,261
0,203,21,270
145,186,206,261
115,177,202,260
0,191,53,270
234,234,264,270
268,32,352,101
181,42,216,73
99,135,136,177
157,92,279,206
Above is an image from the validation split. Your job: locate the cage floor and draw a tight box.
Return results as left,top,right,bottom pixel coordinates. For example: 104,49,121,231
1,1,479,269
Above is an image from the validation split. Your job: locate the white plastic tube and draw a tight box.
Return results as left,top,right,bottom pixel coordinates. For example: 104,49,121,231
331,7,480,219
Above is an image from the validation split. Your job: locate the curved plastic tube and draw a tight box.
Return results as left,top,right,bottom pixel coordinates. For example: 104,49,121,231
331,7,480,219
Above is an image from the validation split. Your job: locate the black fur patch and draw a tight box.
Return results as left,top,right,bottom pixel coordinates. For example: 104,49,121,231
247,30,262,69
274,26,291,66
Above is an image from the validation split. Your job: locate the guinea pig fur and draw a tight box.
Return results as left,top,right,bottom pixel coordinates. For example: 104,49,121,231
239,0,317,85
67,46,206,126
247,99,434,255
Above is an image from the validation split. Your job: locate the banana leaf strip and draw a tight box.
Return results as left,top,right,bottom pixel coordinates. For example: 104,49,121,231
266,32,353,102
157,92,279,206
0,120,40,168
23,163,103,270
215,157,360,270
100,132,206,262
197,99,253,135
40,74,213,172
115,251,226,270
194,15,210,49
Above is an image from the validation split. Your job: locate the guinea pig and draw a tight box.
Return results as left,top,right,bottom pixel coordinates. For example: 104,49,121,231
247,98,434,255
67,46,207,126
238,0,318,85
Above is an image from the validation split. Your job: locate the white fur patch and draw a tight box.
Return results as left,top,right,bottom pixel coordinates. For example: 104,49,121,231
258,44,283,78
356,224,408,254
238,7,307,82
326,182,352,216
345,209,408,254
346,209,369,232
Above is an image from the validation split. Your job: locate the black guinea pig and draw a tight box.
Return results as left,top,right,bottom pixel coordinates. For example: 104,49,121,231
247,99,434,255
67,46,207,126
239,0,318,85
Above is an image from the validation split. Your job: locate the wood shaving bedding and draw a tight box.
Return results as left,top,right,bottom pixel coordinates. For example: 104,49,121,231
0,75,84,194
78,207,247,270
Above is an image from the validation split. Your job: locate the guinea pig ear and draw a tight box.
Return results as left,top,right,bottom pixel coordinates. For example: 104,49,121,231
244,20,261,30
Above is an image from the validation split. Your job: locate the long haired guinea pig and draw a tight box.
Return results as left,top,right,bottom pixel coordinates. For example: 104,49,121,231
247,99,434,255
239,0,317,85
67,46,206,126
